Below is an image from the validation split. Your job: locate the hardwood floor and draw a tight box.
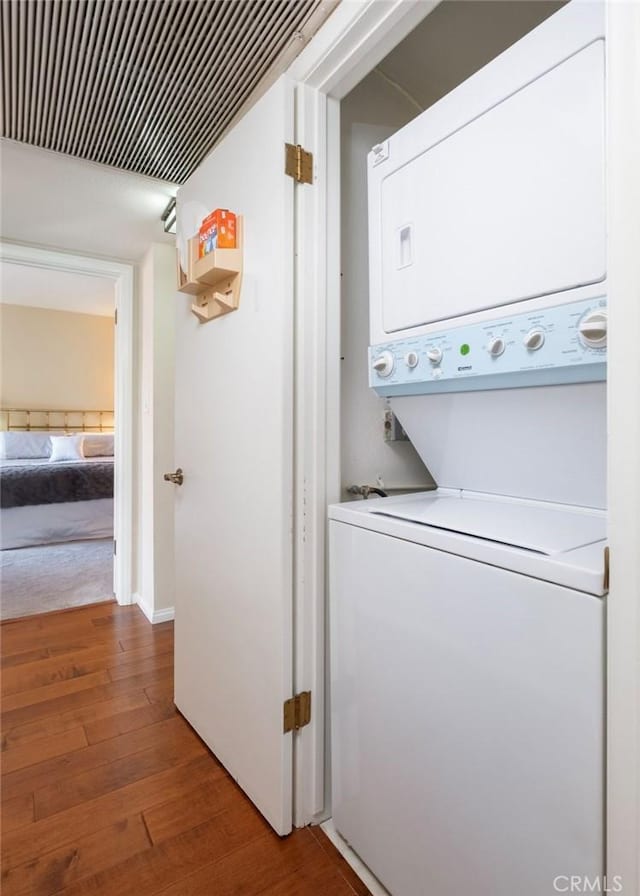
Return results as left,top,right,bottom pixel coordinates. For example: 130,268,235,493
1,601,370,896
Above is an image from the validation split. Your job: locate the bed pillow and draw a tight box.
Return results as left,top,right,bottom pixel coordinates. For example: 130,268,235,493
82,434,115,457
49,435,85,463
0,432,52,459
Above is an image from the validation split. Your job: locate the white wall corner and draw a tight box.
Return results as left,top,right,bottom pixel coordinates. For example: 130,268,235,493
135,591,175,625
137,242,176,622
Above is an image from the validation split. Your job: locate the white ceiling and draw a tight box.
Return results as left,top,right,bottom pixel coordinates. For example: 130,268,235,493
1,261,115,317
0,139,176,261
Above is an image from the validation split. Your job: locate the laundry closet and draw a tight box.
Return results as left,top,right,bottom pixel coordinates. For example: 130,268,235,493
330,2,608,894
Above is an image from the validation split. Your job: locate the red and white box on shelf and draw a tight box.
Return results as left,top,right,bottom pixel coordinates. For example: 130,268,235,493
198,209,237,257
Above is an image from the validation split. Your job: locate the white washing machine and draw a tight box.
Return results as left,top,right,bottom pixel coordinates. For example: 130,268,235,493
329,491,606,896
329,3,608,894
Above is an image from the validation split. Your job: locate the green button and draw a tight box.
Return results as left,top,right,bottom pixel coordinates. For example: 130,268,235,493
460,343,470,356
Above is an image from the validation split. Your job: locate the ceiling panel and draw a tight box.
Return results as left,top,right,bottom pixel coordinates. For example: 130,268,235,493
0,0,328,184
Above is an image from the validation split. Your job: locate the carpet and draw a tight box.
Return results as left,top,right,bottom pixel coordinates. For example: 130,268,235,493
0,538,114,620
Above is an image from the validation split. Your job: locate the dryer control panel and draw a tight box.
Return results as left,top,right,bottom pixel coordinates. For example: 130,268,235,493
370,297,607,396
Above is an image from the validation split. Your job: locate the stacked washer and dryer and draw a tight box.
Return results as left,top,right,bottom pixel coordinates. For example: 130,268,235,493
329,3,608,895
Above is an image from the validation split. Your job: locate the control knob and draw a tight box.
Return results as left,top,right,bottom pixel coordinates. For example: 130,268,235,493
426,347,443,364
405,351,419,369
487,337,506,357
578,311,607,348
523,329,545,351
372,350,395,378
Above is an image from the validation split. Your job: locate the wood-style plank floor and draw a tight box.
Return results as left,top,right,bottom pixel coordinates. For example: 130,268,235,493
1,601,370,896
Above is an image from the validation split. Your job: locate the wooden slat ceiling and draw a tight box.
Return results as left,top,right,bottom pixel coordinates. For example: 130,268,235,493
0,0,326,184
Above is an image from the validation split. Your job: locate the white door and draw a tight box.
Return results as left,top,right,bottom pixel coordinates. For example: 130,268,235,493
173,77,296,835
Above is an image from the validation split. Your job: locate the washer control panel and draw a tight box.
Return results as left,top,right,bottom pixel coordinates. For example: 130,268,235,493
370,297,607,396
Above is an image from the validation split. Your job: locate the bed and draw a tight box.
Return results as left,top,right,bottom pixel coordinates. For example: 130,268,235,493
0,409,115,550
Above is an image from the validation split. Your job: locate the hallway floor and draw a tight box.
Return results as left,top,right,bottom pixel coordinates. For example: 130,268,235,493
0,602,369,896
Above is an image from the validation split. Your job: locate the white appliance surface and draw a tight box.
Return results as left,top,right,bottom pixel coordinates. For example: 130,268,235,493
330,491,606,596
378,41,604,334
391,381,607,508
329,515,604,896
372,493,605,555
368,0,605,345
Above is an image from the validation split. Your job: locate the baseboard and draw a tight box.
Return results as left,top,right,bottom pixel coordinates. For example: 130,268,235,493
134,593,175,625
150,606,175,624
320,820,390,896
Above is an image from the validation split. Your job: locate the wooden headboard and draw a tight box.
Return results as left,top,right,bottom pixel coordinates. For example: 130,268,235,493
0,408,114,432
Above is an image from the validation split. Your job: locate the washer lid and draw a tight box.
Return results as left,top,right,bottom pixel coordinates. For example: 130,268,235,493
371,495,605,556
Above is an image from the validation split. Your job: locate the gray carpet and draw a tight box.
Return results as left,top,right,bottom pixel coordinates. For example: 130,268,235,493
1,538,114,620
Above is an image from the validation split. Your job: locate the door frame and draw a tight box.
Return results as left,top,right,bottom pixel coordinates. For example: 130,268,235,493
291,0,640,887
604,2,640,890
289,0,440,827
0,241,135,606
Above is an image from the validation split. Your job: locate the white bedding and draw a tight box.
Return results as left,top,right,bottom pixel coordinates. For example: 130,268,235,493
1,499,114,549
0,456,114,549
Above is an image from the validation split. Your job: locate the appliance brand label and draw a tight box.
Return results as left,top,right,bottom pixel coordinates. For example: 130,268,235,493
457,365,473,371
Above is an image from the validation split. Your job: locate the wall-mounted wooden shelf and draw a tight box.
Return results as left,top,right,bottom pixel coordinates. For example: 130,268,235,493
176,237,201,296
177,216,243,323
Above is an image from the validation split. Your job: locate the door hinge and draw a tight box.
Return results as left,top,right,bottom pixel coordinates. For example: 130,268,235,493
603,546,609,590
285,143,313,185
283,691,311,733
114,309,118,325
113,539,117,556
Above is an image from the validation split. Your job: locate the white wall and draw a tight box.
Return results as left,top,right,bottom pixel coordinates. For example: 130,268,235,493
340,75,433,498
0,144,178,613
0,140,175,261
0,303,114,410
137,243,176,622
377,0,563,112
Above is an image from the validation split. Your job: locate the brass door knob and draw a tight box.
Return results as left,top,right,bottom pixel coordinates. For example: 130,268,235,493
164,468,184,486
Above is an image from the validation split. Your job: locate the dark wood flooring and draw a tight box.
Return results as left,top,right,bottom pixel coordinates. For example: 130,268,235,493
1,601,370,896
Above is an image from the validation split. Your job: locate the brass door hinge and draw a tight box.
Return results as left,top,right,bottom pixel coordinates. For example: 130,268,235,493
114,309,118,325
285,143,313,184
283,691,311,733
603,546,609,591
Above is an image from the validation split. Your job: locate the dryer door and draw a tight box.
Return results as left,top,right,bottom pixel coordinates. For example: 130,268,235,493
370,35,605,337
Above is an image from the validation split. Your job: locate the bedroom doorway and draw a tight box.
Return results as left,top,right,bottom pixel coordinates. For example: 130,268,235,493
0,242,134,617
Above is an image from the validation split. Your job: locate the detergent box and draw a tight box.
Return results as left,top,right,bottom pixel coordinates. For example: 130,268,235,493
199,209,237,257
